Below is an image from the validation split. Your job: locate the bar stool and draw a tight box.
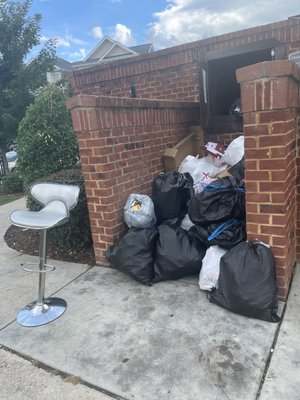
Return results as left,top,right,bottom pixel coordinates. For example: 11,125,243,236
9,183,80,327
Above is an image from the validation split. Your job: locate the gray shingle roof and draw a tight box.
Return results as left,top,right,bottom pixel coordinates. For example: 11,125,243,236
129,43,153,54
55,57,73,71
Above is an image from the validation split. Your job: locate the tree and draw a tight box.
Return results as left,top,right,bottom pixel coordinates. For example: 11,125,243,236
0,0,55,162
17,84,79,187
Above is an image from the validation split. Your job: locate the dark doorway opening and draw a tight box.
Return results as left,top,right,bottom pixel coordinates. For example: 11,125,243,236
208,49,272,116
200,39,284,134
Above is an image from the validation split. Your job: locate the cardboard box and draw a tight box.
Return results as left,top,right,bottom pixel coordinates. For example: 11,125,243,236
163,126,205,171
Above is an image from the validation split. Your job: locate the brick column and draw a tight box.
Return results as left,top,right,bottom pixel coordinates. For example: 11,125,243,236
67,95,199,265
237,60,300,300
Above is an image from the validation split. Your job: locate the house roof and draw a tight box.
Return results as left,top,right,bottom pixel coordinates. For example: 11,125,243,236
83,36,140,63
54,57,73,71
54,37,153,72
130,43,153,54
54,37,154,72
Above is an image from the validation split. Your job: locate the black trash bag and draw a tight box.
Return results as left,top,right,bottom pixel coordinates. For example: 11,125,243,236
188,176,245,226
228,157,245,181
154,222,206,282
153,171,194,224
210,241,280,322
188,219,246,249
106,227,158,286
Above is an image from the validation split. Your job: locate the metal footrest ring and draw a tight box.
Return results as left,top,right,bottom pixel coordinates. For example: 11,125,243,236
20,262,55,273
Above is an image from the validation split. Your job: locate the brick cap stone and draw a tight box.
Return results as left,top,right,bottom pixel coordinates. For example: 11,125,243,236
66,95,200,110
236,60,300,83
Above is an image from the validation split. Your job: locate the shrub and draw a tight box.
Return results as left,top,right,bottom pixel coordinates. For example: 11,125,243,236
17,85,79,187
2,172,23,194
27,168,93,250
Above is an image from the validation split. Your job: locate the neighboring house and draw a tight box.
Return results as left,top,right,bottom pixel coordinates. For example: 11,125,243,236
47,37,153,83
74,37,153,69
46,57,73,84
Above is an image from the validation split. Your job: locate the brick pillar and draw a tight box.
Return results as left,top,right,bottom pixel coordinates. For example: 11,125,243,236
67,95,199,265
237,60,300,300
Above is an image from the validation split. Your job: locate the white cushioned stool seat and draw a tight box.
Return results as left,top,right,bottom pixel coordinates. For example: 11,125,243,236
10,200,69,230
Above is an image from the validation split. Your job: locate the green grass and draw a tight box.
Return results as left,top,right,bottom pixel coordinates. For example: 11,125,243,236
0,193,24,206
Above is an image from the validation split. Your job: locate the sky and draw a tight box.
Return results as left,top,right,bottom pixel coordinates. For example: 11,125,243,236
29,0,300,62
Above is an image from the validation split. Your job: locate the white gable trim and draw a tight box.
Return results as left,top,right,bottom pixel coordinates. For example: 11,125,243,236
84,36,139,62
99,43,131,61
83,37,110,61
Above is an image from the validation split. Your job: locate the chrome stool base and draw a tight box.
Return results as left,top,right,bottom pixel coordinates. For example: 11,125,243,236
16,297,67,327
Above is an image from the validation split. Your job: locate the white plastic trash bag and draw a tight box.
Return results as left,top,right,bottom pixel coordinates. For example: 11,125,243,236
124,194,156,228
180,214,194,231
194,176,216,194
178,155,201,176
178,155,224,183
221,136,244,166
199,246,227,291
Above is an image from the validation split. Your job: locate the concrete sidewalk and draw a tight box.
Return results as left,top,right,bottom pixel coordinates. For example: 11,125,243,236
0,198,111,399
0,198,299,400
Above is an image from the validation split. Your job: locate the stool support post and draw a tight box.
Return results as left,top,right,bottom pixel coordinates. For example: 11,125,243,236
37,229,47,306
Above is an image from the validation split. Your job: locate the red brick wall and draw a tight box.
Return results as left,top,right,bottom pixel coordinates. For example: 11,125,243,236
67,95,200,264
296,115,300,260
70,49,199,101
69,17,300,102
237,60,300,300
